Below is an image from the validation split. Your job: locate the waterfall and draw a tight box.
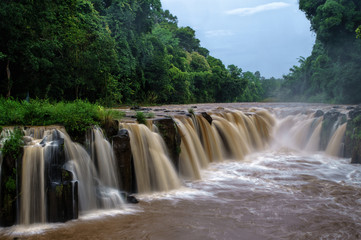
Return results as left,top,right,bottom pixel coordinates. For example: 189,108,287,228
20,144,46,225
175,118,205,179
63,128,123,211
325,123,347,157
123,123,181,193
17,126,124,225
304,118,323,152
89,127,120,189
195,115,223,162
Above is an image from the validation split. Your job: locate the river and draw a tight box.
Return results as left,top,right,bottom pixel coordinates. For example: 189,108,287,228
0,103,361,240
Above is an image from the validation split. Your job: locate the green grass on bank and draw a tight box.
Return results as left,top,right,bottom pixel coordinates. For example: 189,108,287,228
0,98,124,138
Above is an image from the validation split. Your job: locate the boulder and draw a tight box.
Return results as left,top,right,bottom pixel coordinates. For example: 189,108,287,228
314,110,324,118
153,118,181,170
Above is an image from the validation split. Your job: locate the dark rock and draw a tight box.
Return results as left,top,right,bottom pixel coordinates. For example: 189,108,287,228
191,106,197,108
112,129,136,193
47,180,78,223
126,195,139,204
345,108,361,160
153,118,181,170
201,112,213,125
46,131,78,223
314,110,324,118
102,119,119,138
130,105,140,110
0,148,23,227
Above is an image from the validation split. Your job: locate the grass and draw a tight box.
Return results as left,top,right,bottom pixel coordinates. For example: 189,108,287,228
0,98,125,139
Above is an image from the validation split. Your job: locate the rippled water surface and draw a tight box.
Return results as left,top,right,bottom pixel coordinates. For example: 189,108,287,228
1,103,361,240
2,150,361,240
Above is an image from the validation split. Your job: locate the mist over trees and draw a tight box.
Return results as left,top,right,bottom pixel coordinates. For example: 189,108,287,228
0,0,264,105
279,0,361,104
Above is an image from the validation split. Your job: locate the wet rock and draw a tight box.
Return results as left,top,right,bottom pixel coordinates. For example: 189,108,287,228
153,118,181,170
112,129,136,193
102,119,119,138
344,107,361,161
314,110,324,118
320,110,346,150
130,106,152,111
126,195,139,204
201,112,213,125
0,148,23,227
47,179,78,222
46,131,78,223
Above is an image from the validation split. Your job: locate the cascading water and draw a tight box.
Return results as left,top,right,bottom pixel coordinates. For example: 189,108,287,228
325,122,347,157
195,115,223,162
20,144,46,225
123,123,181,193
15,126,124,225
63,128,123,211
174,118,206,179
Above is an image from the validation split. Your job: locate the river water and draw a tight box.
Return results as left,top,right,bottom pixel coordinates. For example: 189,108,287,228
1,103,361,239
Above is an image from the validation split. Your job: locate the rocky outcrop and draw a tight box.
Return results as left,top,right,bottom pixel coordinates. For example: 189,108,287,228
320,110,346,150
45,130,78,223
201,112,213,125
112,129,136,193
0,148,22,227
344,106,361,163
153,118,181,170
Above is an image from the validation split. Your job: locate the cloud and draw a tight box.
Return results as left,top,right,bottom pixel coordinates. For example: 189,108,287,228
226,2,290,16
205,29,234,37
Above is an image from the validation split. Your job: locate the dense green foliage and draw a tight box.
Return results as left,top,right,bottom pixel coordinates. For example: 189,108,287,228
0,0,264,105
279,0,361,103
1,128,24,161
0,98,123,137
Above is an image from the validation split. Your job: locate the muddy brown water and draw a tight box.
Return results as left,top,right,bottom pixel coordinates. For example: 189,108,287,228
1,103,361,240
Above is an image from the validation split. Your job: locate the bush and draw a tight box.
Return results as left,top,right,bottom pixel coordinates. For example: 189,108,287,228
1,128,24,160
136,111,146,125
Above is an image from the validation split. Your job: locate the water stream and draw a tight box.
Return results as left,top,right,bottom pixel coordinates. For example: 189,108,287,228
0,103,360,239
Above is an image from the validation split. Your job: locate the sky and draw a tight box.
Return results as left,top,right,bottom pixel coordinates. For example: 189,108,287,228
161,0,316,78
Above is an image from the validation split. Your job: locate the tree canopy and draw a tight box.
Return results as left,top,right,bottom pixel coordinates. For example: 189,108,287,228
0,0,264,105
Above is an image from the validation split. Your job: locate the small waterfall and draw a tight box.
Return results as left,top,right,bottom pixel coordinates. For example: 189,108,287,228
195,115,223,162
90,127,119,189
20,144,46,225
63,133,98,211
212,115,249,159
123,123,181,193
63,129,123,211
175,118,204,179
305,118,323,152
325,123,347,157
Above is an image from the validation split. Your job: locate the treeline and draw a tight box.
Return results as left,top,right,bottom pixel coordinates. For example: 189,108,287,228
0,0,264,105
278,0,361,104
